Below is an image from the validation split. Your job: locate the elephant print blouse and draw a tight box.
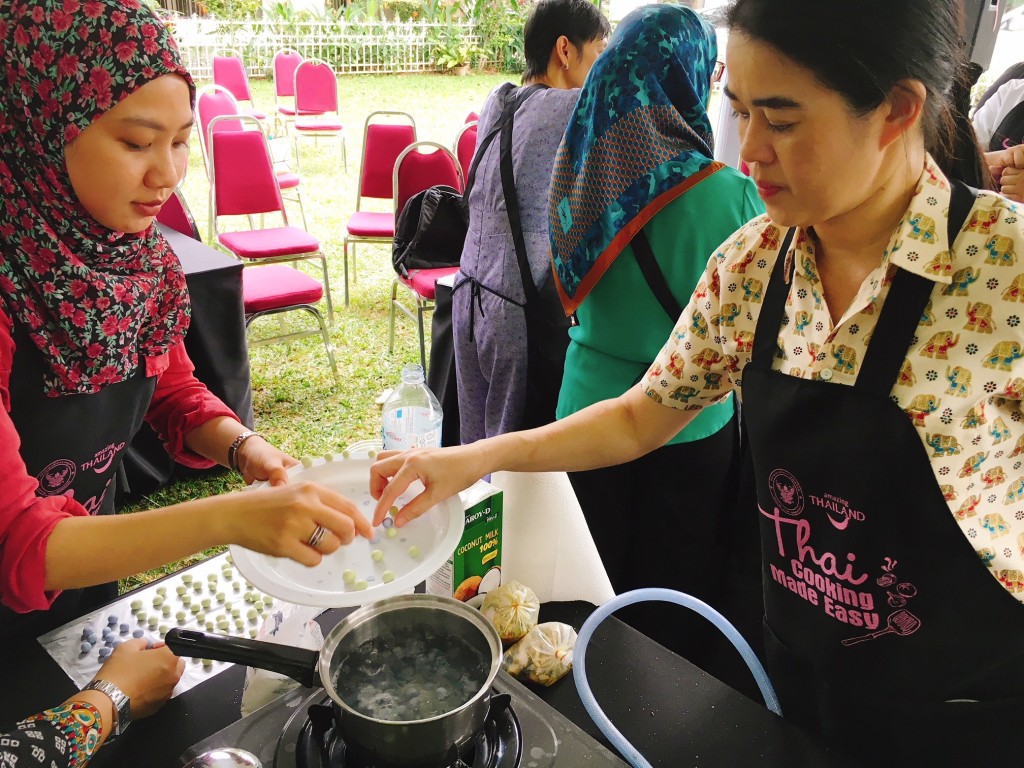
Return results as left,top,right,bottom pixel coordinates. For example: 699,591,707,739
644,155,1024,600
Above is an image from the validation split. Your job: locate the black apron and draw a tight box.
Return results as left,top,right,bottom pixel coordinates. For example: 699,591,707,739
454,83,571,432
1,323,155,643
742,184,1024,765
987,99,1024,153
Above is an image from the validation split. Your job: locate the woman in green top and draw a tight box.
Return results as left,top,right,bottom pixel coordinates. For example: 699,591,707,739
548,4,764,684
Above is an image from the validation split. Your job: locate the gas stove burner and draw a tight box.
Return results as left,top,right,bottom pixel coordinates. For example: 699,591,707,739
288,694,522,768
181,670,628,768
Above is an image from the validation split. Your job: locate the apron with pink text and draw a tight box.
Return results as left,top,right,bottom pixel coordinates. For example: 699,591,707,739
742,183,1024,766
0,322,155,642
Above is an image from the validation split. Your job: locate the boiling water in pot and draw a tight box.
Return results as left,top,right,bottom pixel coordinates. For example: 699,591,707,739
335,623,490,721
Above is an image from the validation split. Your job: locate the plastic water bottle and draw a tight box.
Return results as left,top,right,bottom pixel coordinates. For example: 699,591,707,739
381,364,443,450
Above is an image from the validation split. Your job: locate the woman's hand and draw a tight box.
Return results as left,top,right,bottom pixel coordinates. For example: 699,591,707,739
369,447,485,527
235,435,299,486
1000,166,1024,204
92,639,184,720
227,482,374,566
988,144,1024,189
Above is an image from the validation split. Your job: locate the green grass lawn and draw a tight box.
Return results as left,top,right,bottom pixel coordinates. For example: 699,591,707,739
119,72,509,590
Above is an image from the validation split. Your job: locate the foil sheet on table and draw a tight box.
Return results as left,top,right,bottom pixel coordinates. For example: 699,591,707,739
38,552,291,696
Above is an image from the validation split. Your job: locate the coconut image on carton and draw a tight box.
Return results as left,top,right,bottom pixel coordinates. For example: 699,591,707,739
456,566,502,605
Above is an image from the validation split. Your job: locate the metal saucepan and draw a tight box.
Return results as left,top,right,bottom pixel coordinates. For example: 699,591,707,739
165,594,502,766
182,748,262,768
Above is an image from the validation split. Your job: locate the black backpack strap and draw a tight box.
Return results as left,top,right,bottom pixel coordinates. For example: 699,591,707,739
498,84,548,303
947,178,978,241
631,228,683,321
463,83,545,200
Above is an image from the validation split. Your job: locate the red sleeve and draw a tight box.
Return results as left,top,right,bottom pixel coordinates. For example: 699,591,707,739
0,310,85,613
144,342,240,468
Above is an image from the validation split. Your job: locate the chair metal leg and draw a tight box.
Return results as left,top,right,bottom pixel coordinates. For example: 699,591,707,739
388,277,399,354
341,135,347,173
245,304,339,384
318,253,334,325
294,186,308,230
303,304,340,384
343,238,350,307
417,302,427,370
208,195,215,244
389,279,434,367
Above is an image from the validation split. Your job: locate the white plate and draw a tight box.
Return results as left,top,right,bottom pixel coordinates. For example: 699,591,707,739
230,451,464,608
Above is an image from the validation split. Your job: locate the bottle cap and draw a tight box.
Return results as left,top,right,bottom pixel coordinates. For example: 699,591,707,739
401,364,425,384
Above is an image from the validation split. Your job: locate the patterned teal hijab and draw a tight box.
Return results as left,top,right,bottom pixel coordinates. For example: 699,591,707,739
549,4,722,314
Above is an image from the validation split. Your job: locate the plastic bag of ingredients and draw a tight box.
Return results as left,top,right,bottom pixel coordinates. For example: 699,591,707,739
240,603,324,716
502,622,577,687
480,580,540,645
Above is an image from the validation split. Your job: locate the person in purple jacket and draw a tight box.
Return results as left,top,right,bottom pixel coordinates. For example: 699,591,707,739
452,0,609,445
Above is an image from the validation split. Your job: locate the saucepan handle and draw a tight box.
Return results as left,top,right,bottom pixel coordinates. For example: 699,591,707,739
165,627,320,687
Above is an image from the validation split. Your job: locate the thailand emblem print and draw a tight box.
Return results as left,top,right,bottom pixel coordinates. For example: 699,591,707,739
769,468,804,517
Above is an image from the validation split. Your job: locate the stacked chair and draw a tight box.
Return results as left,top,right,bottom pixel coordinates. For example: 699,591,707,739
291,58,346,172
211,50,266,122
453,120,478,183
272,48,304,135
195,85,307,232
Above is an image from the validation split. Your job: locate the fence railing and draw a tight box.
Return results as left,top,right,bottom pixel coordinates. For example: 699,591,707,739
169,18,480,79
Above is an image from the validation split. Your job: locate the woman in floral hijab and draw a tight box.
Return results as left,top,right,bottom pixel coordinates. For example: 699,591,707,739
0,0,195,395
0,2,370,761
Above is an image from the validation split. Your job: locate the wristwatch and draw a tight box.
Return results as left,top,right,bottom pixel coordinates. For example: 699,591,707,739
82,679,131,737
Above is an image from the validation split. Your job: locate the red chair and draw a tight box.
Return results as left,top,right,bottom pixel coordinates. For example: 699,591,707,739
153,189,338,384
212,51,266,121
156,188,201,240
465,111,479,123
196,86,307,235
208,116,334,327
453,120,478,186
392,142,463,220
242,264,340,384
195,85,244,177
291,58,346,172
388,142,464,368
342,110,417,305
272,48,304,135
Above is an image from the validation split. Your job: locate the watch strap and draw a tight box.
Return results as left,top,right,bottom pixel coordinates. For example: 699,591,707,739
83,679,130,736
227,430,263,474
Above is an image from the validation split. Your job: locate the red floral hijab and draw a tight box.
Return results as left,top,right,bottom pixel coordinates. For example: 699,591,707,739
0,0,195,396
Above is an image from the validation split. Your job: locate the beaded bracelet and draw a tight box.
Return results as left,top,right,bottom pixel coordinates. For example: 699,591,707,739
227,430,263,474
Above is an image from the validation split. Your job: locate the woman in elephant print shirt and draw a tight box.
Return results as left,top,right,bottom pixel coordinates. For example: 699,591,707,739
647,156,1024,596
371,1,1024,763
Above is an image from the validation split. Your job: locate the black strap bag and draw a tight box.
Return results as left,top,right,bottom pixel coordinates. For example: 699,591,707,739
391,184,466,277
391,83,541,279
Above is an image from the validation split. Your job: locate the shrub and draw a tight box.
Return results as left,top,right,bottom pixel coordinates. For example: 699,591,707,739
473,0,526,74
383,0,422,21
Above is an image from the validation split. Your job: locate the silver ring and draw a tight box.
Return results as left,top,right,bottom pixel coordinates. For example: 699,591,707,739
307,524,327,549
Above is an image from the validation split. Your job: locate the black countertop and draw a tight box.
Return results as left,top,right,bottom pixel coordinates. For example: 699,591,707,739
1,595,862,767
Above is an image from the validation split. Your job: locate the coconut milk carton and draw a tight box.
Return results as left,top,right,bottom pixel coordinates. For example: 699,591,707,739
427,480,503,602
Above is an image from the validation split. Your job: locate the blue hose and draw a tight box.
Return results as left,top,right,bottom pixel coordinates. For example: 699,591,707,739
572,588,781,768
